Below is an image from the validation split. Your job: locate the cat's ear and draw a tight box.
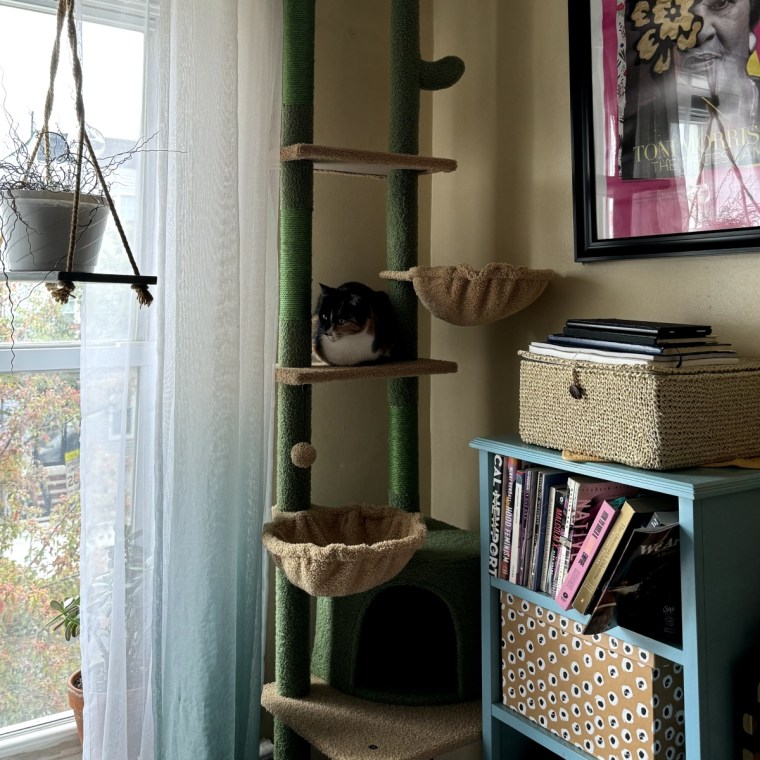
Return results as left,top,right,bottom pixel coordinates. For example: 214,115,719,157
319,283,332,295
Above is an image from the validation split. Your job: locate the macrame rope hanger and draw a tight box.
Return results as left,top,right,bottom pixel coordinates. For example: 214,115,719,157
29,0,153,306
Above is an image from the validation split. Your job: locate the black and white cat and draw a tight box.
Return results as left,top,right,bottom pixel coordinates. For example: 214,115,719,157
313,281,396,366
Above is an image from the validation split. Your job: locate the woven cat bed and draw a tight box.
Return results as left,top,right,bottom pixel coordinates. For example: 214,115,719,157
380,263,554,326
262,504,427,597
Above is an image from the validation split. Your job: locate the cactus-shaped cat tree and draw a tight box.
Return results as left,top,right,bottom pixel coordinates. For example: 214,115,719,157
262,2,485,758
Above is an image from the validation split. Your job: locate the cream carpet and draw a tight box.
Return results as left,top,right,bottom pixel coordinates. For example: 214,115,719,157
262,678,481,760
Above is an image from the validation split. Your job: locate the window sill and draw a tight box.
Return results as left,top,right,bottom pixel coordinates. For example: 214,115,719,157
0,712,81,760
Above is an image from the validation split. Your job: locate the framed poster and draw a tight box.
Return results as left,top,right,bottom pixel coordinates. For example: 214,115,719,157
570,0,760,261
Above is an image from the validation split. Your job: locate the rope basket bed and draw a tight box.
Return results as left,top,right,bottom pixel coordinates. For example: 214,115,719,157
380,263,554,326
262,504,428,597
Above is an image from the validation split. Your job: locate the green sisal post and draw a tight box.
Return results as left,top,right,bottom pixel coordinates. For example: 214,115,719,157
388,378,419,511
275,1,315,757
388,0,464,154
274,568,310,759
387,168,419,511
386,0,462,512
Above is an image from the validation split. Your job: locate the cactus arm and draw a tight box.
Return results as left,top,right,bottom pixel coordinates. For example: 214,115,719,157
419,55,465,91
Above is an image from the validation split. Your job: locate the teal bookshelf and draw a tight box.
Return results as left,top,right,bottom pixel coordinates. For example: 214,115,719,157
472,435,760,760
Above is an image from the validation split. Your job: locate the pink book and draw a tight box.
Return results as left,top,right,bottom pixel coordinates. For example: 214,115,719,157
554,476,639,593
555,498,623,610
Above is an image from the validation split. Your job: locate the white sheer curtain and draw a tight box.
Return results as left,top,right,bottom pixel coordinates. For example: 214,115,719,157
80,0,281,757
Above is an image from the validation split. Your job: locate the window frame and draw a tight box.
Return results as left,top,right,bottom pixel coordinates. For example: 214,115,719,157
0,0,156,753
0,713,81,760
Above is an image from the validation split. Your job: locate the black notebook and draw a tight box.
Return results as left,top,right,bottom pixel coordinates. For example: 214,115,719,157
561,326,719,347
564,318,712,339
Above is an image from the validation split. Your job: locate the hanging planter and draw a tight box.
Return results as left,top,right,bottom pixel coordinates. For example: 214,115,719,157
380,263,554,327
1,190,108,273
0,0,155,305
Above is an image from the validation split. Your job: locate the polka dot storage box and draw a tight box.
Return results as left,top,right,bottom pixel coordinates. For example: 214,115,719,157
500,594,685,760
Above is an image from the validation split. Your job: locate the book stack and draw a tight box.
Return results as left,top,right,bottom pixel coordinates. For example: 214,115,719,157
528,317,739,367
488,455,682,642
490,458,642,596
569,495,680,641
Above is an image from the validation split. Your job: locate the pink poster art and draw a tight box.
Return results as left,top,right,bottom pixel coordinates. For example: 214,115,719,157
597,0,760,239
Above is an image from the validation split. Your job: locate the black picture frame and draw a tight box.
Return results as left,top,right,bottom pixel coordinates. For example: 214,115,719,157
569,0,760,262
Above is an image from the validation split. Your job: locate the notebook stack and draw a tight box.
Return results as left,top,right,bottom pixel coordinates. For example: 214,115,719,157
529,318,739,367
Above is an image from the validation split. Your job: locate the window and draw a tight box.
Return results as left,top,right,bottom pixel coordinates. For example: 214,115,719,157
0,0,151,746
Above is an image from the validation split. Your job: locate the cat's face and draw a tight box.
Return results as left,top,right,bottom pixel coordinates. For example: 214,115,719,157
313,281,393,365
317,285,371,339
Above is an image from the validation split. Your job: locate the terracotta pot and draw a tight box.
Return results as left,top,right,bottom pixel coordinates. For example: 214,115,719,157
67,669,84,745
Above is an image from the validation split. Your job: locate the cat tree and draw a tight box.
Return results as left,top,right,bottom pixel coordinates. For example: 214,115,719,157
260,2,485,758
261,2,553,757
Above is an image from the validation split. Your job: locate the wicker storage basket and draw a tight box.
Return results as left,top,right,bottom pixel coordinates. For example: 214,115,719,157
518,351,760,470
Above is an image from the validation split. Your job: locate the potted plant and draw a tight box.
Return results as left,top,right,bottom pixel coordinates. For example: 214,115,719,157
0,0,154,306
0,125,128,276
1,0,111,278
47,528,145,746
47,593,84,743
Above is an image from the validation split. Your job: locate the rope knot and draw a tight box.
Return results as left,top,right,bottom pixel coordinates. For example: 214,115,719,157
46,280,76,304
132,284,154,307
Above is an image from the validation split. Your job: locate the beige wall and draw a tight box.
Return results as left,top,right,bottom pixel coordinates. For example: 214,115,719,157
429,0,760,536
308,0,432,512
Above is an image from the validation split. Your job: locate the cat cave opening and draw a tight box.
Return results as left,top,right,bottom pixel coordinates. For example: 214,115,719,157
354,586,458,702
311,518,481,707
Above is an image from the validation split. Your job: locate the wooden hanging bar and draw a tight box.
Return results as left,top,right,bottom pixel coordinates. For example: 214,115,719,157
4,271,157,286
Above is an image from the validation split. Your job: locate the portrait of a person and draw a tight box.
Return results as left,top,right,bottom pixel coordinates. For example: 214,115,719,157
620,0,760,180
619,0,760,231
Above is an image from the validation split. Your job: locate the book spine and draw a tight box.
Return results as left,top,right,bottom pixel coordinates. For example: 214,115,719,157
547,334,663,355
498,457,520,580
508,478,524,585
527,472,547,591
549,334,732,356
539,486,557,593
564,319,711,338
561,326,660,345
572,504,634,614
565,319,665,335
487,454,504,578
547,490,567,595
517,470,537,586
529,471,566,592
554,478,580,592
555,501,618,610
562,326,719,347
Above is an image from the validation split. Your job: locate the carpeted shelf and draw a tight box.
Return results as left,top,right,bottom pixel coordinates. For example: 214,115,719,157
275,358,458,385
280,143,457,177
261,678,480,760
